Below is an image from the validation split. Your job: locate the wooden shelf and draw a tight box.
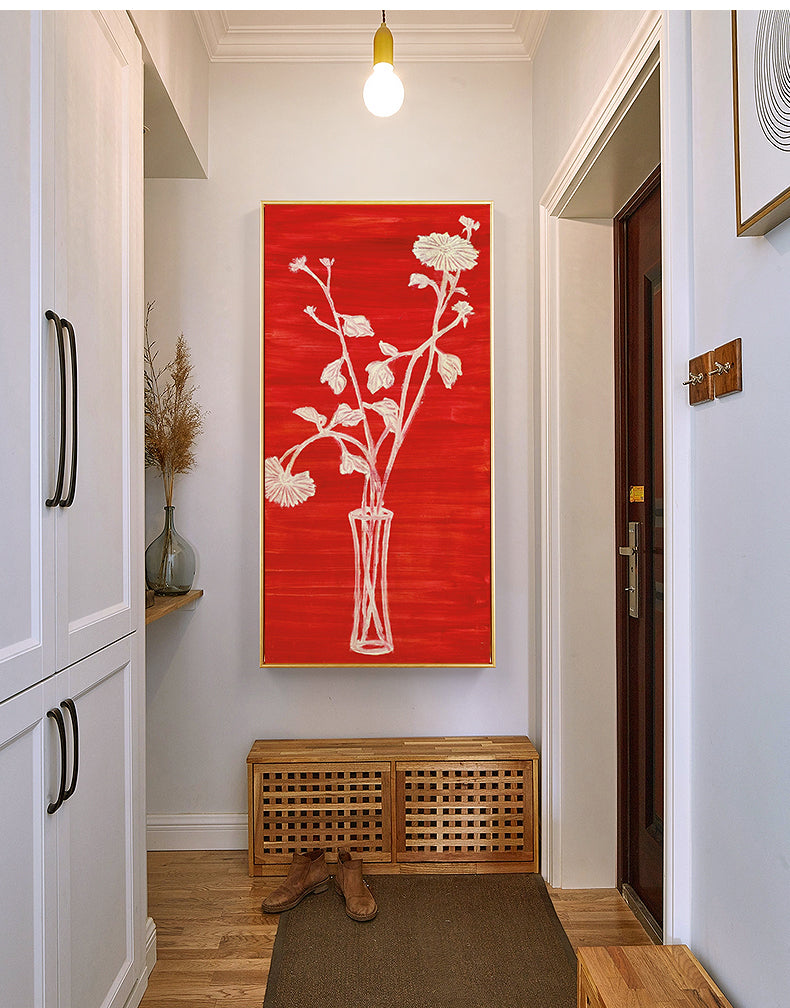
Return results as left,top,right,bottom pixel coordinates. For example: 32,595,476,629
145,589,203,625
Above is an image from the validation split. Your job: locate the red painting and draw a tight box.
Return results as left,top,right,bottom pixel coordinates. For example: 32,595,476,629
261,203,493,666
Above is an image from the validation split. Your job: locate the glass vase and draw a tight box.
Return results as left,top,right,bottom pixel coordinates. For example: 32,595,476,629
145,506,196,596
348,506,393,655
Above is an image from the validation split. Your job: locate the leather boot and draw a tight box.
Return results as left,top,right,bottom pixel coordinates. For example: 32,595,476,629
335,848,377,921
261,849,330,914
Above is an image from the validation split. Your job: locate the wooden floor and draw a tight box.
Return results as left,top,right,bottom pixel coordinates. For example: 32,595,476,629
138,850,652,1008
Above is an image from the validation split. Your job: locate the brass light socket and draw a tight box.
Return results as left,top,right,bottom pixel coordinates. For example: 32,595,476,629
373,21,394,65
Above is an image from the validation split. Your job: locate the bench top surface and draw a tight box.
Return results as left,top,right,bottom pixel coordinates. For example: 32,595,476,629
247,736,538,764
577,945,733,1008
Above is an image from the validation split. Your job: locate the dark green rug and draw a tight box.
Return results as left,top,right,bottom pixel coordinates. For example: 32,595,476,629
263,873,576,1008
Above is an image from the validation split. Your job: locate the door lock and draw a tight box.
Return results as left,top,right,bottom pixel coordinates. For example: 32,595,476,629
618,521,639,618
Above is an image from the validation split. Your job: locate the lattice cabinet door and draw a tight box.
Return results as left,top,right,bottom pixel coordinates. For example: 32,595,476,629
250,761,391,870
395,760,536,864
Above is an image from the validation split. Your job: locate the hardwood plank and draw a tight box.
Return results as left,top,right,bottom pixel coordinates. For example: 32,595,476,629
547,886,653,951
137,999,217,1008
153,958,270,973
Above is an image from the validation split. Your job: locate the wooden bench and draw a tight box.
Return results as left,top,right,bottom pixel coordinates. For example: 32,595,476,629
247,736,539,875
577,945,734,1008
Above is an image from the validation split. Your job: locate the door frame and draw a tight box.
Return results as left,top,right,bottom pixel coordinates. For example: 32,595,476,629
614,165,664,940
538,11,694,942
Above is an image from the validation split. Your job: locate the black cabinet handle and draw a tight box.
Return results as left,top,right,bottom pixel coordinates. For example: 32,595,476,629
59,317,78,508
47,707,67,814
61,698,79,801
45,311,67,508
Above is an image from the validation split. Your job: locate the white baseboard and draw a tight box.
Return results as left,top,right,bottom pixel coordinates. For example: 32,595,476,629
146,813,247,850
121,918,156,1008
145,916,157,978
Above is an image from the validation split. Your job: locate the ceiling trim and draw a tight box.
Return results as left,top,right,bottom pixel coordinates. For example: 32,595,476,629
193,11,548,63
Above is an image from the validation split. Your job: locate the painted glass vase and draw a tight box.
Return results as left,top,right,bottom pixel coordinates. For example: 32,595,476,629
348,507,393,655
145,505,196,596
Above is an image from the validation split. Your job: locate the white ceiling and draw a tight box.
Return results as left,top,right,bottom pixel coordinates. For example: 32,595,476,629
194,10,548,62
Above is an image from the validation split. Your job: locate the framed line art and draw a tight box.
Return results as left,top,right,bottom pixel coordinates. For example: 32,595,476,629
261,202,493,667
732,10,790,236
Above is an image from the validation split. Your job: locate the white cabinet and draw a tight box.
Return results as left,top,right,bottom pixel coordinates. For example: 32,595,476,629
0,8,141,698
0,2,145,741
46,10,141,671
0,9,54,708
0,11,146,1008
0,683,58,1008
57,638,144,1008
0,639,144,1008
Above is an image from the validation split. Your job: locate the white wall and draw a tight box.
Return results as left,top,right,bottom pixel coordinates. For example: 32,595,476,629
131,10,209,178
532,10,644,890
684,13,790,1006
534,9,790,1004
144,58,533,838
532,10,645,201
557,218,617,888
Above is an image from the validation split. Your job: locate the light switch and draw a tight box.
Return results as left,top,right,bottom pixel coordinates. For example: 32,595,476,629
686,350,714,405
711,338,743,397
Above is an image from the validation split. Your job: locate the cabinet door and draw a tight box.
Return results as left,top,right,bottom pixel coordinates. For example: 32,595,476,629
57,636,142,1008
0,11,55,704
0,682,58,1008
47,11,143,670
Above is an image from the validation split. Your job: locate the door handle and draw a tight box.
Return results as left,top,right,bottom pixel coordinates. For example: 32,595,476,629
618,521,639,618
47,707,68,814
59,317,78,508
45,310,67,507
61,698,79,801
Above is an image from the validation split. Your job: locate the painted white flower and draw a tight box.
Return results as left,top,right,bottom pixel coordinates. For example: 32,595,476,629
436,350,463,389
289,256,307,273
321,358,346,394
412,232,479,273
339,446,370,476
339,314,374,338
459,216,480,236
293,406,326,429
366,359,395,394
331,403,365,427
365,398,400,433
264,456,316,507
339,449,356,475
452,301,474,327
319,257,335,269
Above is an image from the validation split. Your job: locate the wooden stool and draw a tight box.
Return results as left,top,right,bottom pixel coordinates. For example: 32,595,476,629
577,945,734,1008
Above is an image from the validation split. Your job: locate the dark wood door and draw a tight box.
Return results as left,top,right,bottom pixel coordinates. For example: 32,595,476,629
614,168,663,940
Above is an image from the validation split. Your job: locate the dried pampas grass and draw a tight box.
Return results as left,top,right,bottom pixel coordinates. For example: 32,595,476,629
144,302,204,506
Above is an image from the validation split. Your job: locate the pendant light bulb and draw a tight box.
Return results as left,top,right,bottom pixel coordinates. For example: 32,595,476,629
363,13,404,117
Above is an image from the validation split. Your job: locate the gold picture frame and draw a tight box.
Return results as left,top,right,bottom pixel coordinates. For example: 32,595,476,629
732,10,790,236
259,201,495,668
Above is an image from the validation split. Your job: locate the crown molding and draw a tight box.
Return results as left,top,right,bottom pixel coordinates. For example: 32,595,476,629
515,10,549,59
193,11,547,63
